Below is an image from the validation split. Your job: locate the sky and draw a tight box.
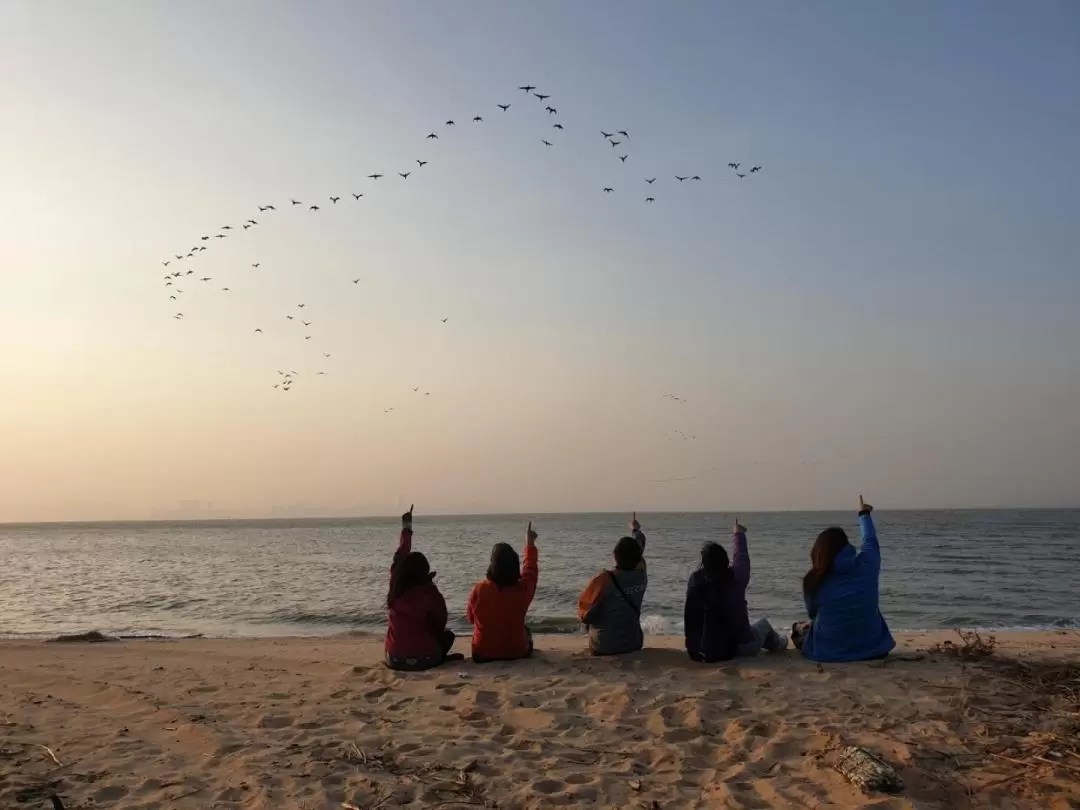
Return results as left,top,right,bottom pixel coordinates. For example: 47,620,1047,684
2,1,1079,521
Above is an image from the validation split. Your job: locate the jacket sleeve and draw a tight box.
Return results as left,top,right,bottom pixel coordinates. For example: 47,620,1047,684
683,575,703,650
804,589,818,620
465,583,479,625
518,543,539,607
633,529,647,553
388,528,413,600
578,572,607,624
857,513,881,575
731,530,750,590
429,587,449,634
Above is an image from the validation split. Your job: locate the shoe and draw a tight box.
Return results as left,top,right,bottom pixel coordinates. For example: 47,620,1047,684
445,653,466,662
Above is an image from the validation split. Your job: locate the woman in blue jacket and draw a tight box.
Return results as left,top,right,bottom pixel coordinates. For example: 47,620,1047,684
795,496,895,662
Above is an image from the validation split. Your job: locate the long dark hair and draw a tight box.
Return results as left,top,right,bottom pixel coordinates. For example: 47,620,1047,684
388,551,431,608
487,542,521,588
700,541,732,586
803,527,850,597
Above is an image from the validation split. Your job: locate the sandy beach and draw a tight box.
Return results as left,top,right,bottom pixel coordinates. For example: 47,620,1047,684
2,631,1078,810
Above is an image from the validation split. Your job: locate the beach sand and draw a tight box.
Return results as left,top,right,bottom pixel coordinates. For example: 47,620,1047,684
2,631,1078,809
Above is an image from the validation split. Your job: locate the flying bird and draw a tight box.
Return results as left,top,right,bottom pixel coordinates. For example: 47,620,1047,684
291,198,302,205
352,278,360,284
201,236,210,240
242,224,251,229
553,123,564,130
174,254,184,260
416,160,427,167
265,204,276,211
645,177,656,184
497,103,511,111
323,353,331,358
352,193,363,199
413,386,420,392
541,139,553,147
545,106,557,115
316,371,326,376
603,187,614,193
304,335,312,340
258,205,269,212
518,84,536,93
200,276,212,282
309,204,320,211
618,130,630,139
600,130,614,138
297,303,306,308
399,171,411,179
691,175,701,180
286,315,294,320
173,313,183,319
185,270,193,275
441,317,449,323
221,287,231,292
445,120,455,126
750,166,762,173
302,320,311,326
220,225,232,230
330,196,340,203
252,263,260,268
675,175,688,182
610,140,621,147
472,116,483,122
728,163,740,170
162,261,170,267
254,328,263,333
247,219,258,225
533,92,550,101
736,173,746,179
618,155,628,162
368,173,383,180
426,132,439,139
645,197,655,202
169,294,177,300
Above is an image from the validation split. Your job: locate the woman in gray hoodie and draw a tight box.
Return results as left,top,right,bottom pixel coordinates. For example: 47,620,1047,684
576,515,648,655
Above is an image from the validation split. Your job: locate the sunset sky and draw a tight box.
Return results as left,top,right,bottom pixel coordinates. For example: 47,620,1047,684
2,1,1078,521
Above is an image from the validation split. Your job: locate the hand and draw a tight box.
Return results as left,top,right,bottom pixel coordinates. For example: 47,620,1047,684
733,517,746,534
402,503,414,528
630,511,641,533
858,495,873,515
526,520,538,547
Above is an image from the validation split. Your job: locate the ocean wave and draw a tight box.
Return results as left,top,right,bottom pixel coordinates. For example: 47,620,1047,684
253,608,386,627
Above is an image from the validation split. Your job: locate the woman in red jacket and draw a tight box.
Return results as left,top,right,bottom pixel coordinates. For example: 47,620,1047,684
385,506,463,671
466,521,539,663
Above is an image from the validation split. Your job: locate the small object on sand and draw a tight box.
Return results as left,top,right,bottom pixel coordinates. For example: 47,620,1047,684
835,745,904,794
48,630,114,643
630,779,642,791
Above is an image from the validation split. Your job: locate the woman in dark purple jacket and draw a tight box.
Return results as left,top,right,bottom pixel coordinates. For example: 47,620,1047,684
684,519,787,662
384,506,462,671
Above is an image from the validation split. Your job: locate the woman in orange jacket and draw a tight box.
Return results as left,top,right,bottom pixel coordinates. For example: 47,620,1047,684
466,521,539,663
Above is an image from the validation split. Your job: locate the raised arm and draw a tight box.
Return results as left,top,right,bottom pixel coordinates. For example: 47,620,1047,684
731,518,750,590
518,522,540,606
856,495,881,574
390,505,414,576
631,512,647,553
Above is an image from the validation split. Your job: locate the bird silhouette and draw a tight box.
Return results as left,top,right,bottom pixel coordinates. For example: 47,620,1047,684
603,187,614,193
197,246,207,251
220,226,232,231
399,172,411,179
618,130,630,139
304,336,312,340
162,261,170,267
610,140,621,147
368,174,383,180
426,132,439,140
169,294,177,300
619,155,628,162
473,116,483,122
541,139,553,147
214,233,226,238
352,278,360,284
242,224,251,230
186,270,193,275
309,204,320,211
691,175,701,180
252,263,260,268
247,219,258,225
519,84,536,93
303,320,312,327
445,120,455,126
200,276,212,282
645,177,656,184
553,123,564,130
413,386,420,393
729,163,740,170
298,303,306,308
675,176,688,182
254,328,263,333
497,103,511,111
265,204,276,211
174,254,184,260
600,130,614,138
286,315,294,320
534,92,550,101
316,371,327,376
323,353,331,358
291,198,302,205
173,313,183,319
352,193,363,199
221,287,231,292
441,317,449,323
546,106,557,115
330,196,340,203
258,205,269,212
645,197,655,203
736,173,746,179
750,166,762,173
417,160,427,167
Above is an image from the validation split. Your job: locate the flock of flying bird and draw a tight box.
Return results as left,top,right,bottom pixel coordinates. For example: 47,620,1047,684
156,82,762,423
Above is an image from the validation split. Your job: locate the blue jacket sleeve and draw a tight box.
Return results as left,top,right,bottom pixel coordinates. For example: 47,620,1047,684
731,531,750,590
857,514,881,575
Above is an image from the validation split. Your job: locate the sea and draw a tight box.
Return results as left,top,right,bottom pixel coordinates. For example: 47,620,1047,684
2,510,1079,639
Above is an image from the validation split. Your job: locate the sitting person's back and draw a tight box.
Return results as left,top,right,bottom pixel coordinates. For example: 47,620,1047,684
466,523,539,662
577,525,648,656
800,496,895,663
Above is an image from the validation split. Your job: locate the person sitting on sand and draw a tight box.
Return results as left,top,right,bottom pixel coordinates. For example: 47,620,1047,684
577,514,649,655
466,522,539,663
793,496,896,662
684,518,787,662
385,505,463,671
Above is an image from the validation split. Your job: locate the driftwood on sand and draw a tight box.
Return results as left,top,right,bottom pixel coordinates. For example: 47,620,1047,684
834,745,904,794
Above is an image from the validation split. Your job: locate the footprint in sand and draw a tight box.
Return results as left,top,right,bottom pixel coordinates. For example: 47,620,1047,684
258,714,294,729
364,686,391,701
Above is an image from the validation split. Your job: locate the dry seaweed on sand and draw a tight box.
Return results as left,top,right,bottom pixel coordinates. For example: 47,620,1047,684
834,745,904,794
